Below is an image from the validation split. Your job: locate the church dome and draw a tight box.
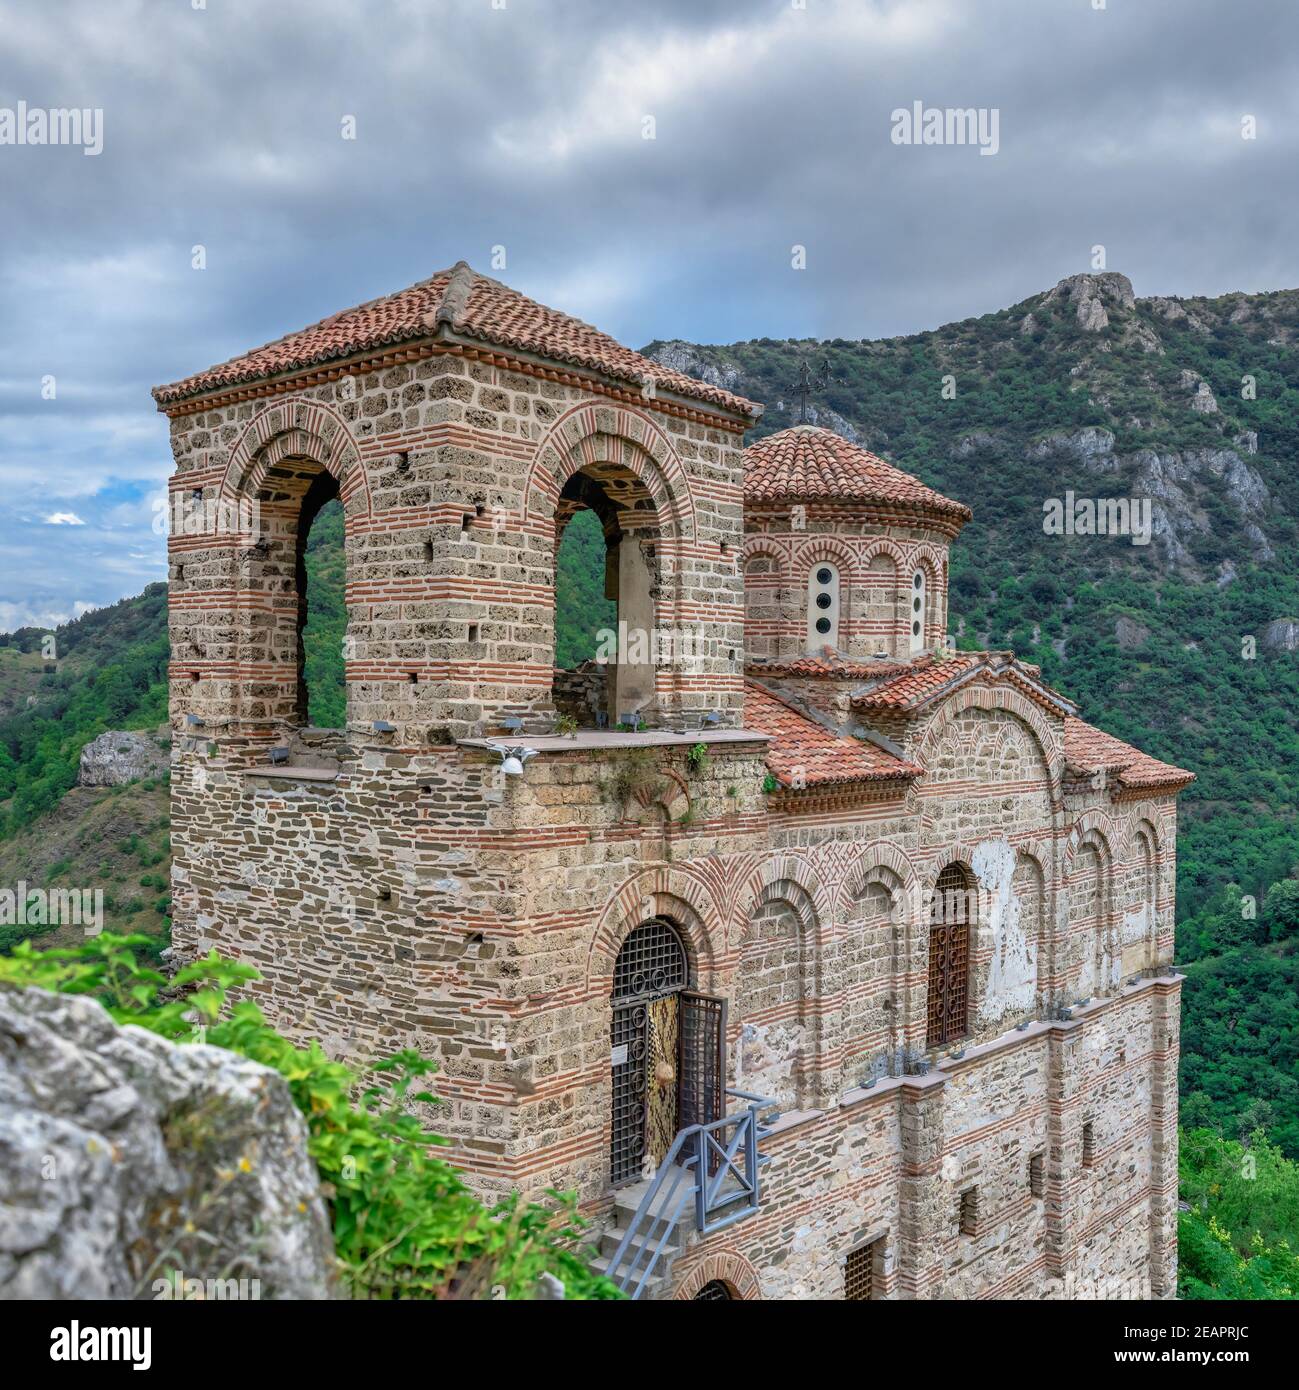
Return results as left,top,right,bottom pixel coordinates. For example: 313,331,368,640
744,425,970,529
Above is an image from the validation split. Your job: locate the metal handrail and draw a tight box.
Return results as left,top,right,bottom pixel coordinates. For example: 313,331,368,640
607,1089,776,1298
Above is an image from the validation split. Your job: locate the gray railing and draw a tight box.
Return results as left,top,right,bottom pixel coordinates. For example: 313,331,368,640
607,1089,776,1300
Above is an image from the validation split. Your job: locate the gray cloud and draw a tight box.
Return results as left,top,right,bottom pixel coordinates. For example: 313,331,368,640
1,0,1295,625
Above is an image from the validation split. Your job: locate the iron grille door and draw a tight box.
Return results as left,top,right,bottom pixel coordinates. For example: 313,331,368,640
610,919,688,1188
678,991,727,1130
610,1001,649,1186
926,865,970,1048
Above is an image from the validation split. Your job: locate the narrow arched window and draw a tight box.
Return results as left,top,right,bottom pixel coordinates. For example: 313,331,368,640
927,863,971,1047
909,568,926,654
807,562,839,652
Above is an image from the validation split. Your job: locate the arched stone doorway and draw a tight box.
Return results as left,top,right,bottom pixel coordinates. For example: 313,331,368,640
609,918,727,1187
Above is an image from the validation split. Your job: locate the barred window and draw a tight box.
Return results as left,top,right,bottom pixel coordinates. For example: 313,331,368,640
1082,1121,1096,1168
612,918,688,1003
1029,1151,1045,1198
691,1280,734,1301
958,1187,979,1237
926,863,971,1047
845,1237,885,1300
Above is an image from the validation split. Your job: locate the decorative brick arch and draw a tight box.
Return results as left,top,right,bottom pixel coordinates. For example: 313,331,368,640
909,541,947,582
859,536,907,569
219,397,371,519
834,839,918,923
524,400,696,540
915,682,1064,809
586,865,725,998
1064,809,1118,866
740,536,789,577
730,853,831,951
1121,812,1162,864
793,534,861,583
674,1248,763,1300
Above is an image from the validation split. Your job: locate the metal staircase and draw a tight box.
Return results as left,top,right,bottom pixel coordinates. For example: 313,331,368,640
592,1089,776,1300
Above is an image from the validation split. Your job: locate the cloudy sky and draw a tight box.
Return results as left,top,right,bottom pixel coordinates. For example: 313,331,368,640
1,0,1294,630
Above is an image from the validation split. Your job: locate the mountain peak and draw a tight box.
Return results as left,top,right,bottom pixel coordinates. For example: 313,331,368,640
1041,272,1136,330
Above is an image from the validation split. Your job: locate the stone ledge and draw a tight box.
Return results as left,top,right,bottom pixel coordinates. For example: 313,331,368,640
762,1107,824,1140
459,728,771,755
242,765,340,783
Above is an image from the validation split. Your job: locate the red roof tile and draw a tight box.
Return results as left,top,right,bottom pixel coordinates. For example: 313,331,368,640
154,262,763,417
851,653,980,708
743,680,920,788
850,651,1073,717
744,425,970,520
1064,716,1194,791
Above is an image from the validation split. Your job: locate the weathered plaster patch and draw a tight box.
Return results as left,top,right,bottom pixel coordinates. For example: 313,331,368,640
736,1020,808,1107
972,837,1037,1023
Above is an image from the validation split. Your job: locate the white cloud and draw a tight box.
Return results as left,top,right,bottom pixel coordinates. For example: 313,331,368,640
44,512,86,526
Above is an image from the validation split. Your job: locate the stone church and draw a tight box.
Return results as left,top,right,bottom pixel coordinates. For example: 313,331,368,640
155,263,1192,1301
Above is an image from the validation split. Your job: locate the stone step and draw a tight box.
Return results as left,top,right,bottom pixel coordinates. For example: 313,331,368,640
589,1252,671,1301
598,1221,685,1264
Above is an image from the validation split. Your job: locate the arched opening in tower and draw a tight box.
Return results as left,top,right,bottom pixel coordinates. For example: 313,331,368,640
552,463,659,729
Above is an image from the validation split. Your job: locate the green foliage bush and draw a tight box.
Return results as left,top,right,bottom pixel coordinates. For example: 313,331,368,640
0,934,621,1300
1179,1128,1299,1299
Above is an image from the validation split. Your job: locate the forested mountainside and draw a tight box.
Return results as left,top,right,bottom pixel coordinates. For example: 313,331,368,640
3,272,1299,1293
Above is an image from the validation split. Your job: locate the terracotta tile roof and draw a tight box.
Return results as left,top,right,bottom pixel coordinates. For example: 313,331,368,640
743,680,920,789
744,425,971,520
850,651,1074,717
153,262,763,417
850,652,981,708
747,648,912,680
1064,716,1194,791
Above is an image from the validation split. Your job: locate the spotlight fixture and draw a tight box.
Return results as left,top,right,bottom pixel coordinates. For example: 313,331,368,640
498,745,538,778
269,746,290,766
185,714,205,728
373,720,395,733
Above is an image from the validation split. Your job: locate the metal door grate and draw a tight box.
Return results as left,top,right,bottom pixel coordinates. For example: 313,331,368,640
692,1280,734,1301
845,1238,882,1300
611,919,688,1187
926,863,970,1047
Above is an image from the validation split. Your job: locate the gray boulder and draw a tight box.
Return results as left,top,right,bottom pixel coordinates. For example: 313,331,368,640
1261,619,1299,653
0,985,335,1300
78,730,169,787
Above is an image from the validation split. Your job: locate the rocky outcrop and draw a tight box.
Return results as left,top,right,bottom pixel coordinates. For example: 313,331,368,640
1128,446,1271,566
1043,273,1135,331
644,341,746,394
1115,616,1150,651
952,430,1004,459
0,985,334,1300
1260,619,1299,653
1026,426,1118,472
78,730,169,787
